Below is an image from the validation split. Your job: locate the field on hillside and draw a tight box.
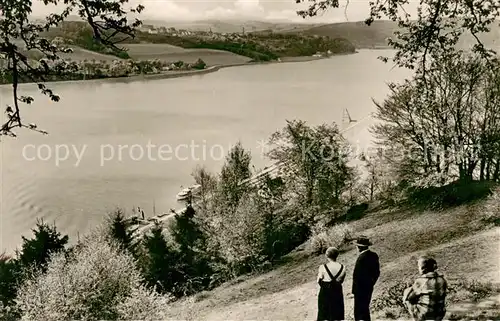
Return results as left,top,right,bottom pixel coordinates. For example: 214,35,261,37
166,192,500,320
12,38,119,62
121,44,252,66
57,46,120,61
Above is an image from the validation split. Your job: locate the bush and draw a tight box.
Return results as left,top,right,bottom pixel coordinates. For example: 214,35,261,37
332,203,370,223
191,58,206,70
15,229,169,320
115,287,171,320
446,279,500,304
372,279,413,318
115,50,130,59
407,181,496,210
482,187,500,226
204,194,268,276
307,223,354,255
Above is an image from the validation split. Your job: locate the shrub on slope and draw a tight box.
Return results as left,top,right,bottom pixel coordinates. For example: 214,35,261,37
15,229,170,321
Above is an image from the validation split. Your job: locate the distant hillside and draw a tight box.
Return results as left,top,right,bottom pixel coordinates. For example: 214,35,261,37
142,19,322,34
300,20,398,49
301,20,500,50
141,19,500,50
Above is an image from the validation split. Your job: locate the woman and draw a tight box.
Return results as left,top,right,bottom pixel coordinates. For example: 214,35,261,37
317,247,346,321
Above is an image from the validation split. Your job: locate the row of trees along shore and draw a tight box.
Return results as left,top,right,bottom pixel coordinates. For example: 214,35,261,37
2,0,500,319
0,58,207,84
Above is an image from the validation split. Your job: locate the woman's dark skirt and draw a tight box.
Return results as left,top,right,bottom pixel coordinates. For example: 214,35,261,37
317,281,344,321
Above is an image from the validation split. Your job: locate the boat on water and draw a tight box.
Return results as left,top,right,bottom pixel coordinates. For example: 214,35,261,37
176,184,202,201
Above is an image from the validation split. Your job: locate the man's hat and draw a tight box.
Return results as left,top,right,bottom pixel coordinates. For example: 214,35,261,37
353,236,372,247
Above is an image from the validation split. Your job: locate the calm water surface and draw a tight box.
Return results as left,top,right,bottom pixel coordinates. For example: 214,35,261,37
0,50,410,252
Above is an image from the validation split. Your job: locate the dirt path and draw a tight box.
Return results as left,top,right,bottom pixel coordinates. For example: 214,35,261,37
447,294,500,320
175,228,499,321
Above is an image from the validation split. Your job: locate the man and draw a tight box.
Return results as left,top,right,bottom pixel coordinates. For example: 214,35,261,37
350,236,380,321
403,256,447,321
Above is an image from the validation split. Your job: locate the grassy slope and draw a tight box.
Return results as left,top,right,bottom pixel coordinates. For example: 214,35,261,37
57,46,121,61
166,198,500,320
12,38,119,62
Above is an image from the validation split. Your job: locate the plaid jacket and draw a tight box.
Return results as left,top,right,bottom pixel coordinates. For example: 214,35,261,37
404,272,447,321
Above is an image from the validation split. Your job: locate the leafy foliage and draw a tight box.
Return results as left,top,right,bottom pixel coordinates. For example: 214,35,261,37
307,222,354,255
191,58,206,70
373,52,500,187
15,230,169,320
482,187,500,226
407,181,496,210
220,141,252,209
267,120,354,214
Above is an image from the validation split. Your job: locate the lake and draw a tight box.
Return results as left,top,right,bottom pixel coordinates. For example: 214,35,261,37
0,49,411,253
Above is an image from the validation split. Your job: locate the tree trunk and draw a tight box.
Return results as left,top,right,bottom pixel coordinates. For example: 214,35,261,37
486,159,492,181
494,160,500,182
370,180,374,202
459,163,466,181
480,158,486,181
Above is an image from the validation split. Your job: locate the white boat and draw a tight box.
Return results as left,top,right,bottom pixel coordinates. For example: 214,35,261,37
176,184,202,201
191,184,202,194
176,187,192,201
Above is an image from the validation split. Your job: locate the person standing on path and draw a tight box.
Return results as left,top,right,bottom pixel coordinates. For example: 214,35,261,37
317,247,346,321
349,236,380,321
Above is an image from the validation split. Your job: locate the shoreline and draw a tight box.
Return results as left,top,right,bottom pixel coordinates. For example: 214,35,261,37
0,51,358,87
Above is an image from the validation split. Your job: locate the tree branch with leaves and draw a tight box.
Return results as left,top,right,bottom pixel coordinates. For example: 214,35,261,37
0,0,144,137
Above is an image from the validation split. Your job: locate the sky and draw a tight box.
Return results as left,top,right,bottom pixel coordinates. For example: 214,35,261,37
30,0,420,23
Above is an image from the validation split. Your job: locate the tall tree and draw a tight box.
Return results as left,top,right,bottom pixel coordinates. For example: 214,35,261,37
191,165,218,211
1,0,144,136
220,142,252,209
373,52,500,186
16,219,68,272
169,205,212,296
107,208,136,253
141,222,181,295
267,120,354,214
